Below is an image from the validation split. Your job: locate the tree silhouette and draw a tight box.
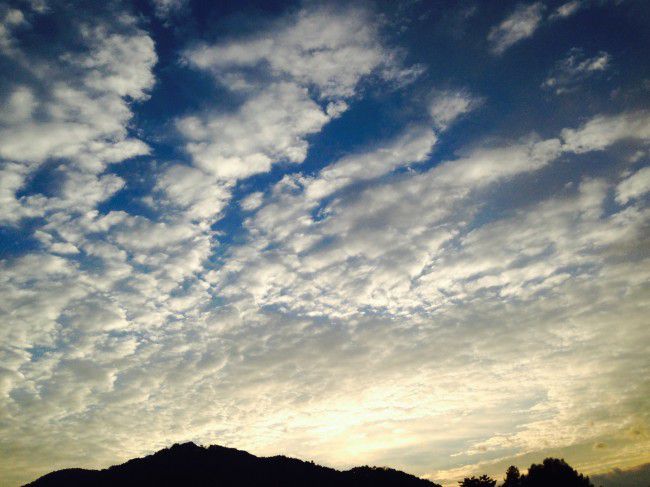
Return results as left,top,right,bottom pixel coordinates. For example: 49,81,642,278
459,474,496,487
503,466,521,487
520,458,593,487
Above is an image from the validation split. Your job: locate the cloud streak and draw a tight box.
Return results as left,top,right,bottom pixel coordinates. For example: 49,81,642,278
542,48,611,94
488,3,545,55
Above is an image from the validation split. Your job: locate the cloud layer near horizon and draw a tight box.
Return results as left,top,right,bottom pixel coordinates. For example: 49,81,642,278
0,1,649,487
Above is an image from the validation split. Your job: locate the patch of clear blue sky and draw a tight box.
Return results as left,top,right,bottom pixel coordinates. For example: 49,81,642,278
2,0,650,258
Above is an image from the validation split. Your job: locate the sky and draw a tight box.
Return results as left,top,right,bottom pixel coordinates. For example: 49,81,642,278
0,0,649,485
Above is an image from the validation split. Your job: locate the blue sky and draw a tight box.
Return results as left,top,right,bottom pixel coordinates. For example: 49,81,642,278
1,0,649,485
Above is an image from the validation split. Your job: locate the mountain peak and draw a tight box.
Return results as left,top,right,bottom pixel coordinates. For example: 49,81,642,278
168,441,201,451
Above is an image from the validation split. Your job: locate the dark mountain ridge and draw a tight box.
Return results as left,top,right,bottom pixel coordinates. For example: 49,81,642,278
25,441,441,487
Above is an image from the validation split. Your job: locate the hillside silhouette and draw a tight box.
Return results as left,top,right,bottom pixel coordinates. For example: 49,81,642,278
25,442,600,487
25,442,441,487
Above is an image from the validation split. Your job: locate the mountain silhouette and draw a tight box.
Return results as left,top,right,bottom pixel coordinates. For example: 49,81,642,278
25,442,442,487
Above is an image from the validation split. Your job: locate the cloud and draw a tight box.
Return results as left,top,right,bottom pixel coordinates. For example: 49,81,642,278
0,7,155,225
304,126,437,201
151,0,188,20
0,3,649,487
0,20,422,487
212,111,649,319
240,191,264,212
616,166,650,204
542,48,611,94
187,112,649,484
154,164,231,221
185,6,391,99
149,3,421,242
0,21,154,166
561,111,650,153
488,1,602,56
487,3,545,55
177,4,420,186
0,85,34,123
429,89,482,131
0,7,26,54
326,100,349,119
592,463,650,487
549,0,587,20
110,216,199,252
549,0,586,20
177,82,330,180
2,110,649,487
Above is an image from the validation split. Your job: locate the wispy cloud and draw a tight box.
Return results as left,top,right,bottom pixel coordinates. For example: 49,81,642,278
151,0,188,20
542,48,611,94
488,3,545,55
429,89,482,131
616,166,650,204
549,0,586,20
488,0,591,55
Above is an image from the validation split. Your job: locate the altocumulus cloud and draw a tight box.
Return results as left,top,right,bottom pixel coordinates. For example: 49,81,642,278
0,1,649,487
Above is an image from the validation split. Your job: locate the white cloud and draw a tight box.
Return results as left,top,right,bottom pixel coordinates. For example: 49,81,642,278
0,85,36,123
0,162,41,223
561,111,650,153
177,4,420,188
240,191,264,211
326,100,349,119
177,82,330,180
549,0,586,20
0,10,155,226
211,112,647,320
0,7,26,54
543,48,611,94
0,25,154,167
216,150,502,314
76,23,156,101
110,216,199,251
488,3,545,55
151,0,188,20
155,164,231,221
304,126,437,201
48,241,80,255
616,166,650,204
429,89,481,131
186,6,389,99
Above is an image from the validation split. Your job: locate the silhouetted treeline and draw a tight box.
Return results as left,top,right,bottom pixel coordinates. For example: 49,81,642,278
460,458,594,486
25,441,600,487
